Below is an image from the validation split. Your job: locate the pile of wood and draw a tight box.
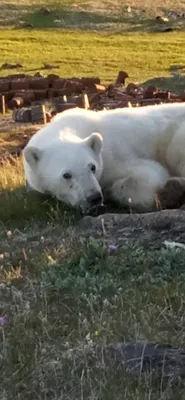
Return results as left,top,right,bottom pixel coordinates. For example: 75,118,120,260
0,70,185,122
0,73,103,111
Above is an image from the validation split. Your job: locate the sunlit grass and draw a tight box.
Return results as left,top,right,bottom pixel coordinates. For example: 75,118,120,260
0,158,24,190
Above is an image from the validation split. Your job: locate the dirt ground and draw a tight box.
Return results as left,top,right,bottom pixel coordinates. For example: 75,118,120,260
0,117,43,163
78,208,185,248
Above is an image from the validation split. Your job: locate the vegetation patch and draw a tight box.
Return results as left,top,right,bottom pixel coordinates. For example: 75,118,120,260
1,234,185,399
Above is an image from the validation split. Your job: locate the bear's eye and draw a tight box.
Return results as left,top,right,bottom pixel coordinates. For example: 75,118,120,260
63,172,72,180
91,164,96,173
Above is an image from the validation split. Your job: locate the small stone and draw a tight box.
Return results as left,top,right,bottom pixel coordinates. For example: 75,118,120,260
39,7,51,14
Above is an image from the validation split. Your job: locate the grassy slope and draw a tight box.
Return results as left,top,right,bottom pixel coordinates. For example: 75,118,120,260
1,2,185,399
1,30,185,84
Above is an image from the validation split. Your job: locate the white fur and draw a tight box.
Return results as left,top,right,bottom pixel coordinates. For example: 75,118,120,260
23,103,185,211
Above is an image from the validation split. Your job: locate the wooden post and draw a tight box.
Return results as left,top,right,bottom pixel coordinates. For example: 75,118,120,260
1,95,5,115
83,93,90,109
41,105,47,124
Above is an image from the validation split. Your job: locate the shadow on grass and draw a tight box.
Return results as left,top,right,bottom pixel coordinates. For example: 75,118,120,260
141,75,185,93
0,185,81,227
0,183,129,229
24,8,180,33
0,3,128,29
1,1,184,33
26,8,121,29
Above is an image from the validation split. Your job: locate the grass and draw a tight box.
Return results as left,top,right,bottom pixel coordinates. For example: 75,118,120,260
2,236,185,399
1,30,185,88
1,0,185,398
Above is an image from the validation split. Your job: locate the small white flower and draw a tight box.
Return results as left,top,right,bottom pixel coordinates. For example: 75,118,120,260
40,236,45,244
103,298,109,307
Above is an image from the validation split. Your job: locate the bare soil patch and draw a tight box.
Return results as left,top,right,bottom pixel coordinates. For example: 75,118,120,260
0,118,42,163
78,209,185,248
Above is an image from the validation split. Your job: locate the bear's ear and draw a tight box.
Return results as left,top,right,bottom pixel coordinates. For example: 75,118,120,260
24,146,42,167
84,132,103,155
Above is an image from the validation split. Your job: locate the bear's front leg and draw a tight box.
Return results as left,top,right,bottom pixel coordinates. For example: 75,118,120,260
105,177,157,212
104,160,170,212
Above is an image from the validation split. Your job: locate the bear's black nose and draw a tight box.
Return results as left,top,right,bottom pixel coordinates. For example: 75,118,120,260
87,192,103,206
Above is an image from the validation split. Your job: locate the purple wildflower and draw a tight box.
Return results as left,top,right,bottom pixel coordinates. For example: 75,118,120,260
109,244,117,253
0,316,5,326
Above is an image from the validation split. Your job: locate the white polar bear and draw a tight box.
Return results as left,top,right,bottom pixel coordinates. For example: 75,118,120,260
23,103,185,213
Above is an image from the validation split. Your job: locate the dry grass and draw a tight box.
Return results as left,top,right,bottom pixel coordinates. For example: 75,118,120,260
0,158,24,189
2,0,185,11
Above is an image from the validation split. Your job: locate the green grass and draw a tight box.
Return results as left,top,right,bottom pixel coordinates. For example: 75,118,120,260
1,236,185,399
1,1,185,398
1,30,185,87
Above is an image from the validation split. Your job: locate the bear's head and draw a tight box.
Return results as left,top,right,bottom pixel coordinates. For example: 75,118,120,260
24,132,104,213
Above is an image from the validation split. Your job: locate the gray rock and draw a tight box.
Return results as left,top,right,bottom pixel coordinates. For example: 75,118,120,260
65,341,185,380
78,209,185,248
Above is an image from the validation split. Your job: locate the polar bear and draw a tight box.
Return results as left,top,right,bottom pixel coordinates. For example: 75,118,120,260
23,103,185,213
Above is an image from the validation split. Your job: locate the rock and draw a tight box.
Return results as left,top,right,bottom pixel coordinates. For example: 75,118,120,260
67,341,185,380
77,209,185,248
39,7,51,15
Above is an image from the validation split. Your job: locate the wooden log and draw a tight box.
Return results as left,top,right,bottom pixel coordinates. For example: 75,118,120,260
1,95,5,115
